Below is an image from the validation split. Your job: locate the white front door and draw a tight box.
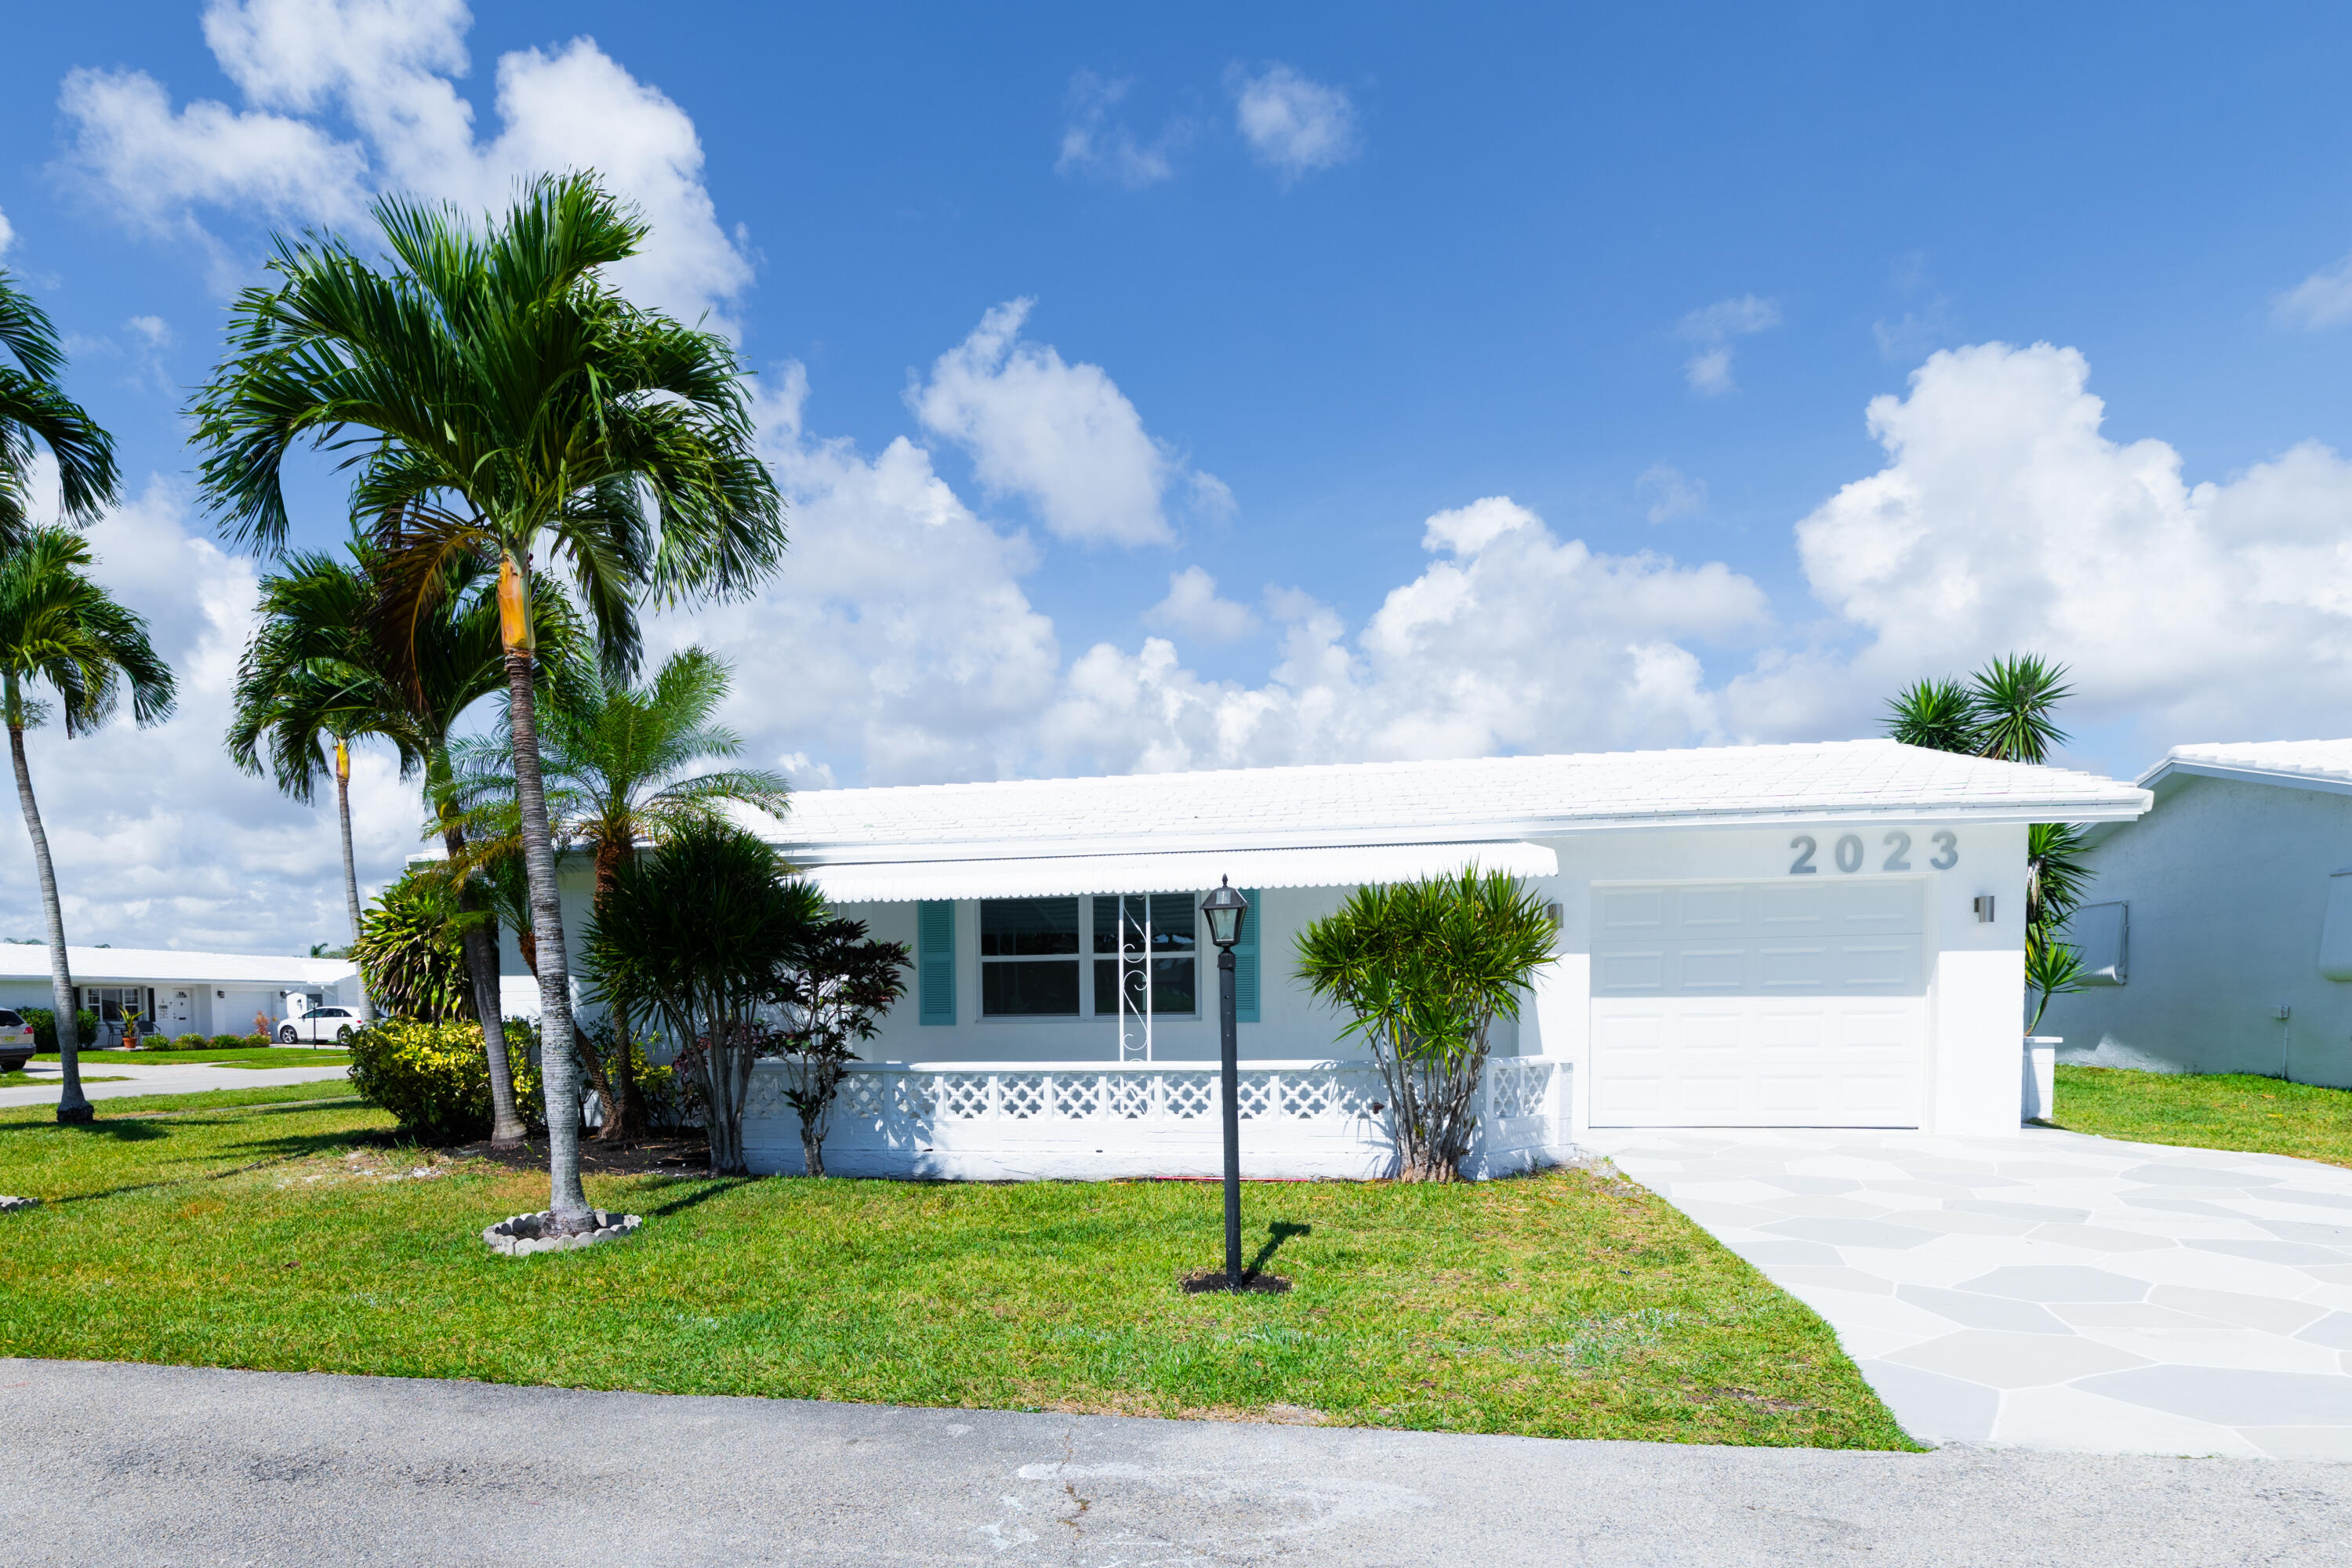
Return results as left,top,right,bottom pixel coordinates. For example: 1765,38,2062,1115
1589,878,1929,1127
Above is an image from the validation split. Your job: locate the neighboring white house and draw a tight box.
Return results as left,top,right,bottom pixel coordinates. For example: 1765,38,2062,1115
2042,739,2352,1086
550,739,2144,1180
0,945,365,1040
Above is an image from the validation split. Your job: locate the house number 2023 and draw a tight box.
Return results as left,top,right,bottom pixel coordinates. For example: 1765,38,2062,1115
1788,830,1956,875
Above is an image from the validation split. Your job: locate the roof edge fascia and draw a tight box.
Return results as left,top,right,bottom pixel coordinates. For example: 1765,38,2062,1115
2136,759,2352,799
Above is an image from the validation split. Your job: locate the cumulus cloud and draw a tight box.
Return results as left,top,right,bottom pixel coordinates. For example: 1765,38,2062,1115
2275,252,2352,330
909,298,1211,547
1227,64,1360,182
1637,463,1707,523
56,0,750,327
1675,293,1780,394
1145,567,1258,642
1055,71,1185,188
0,205,16,257
0,476,420,952
1726,340,2352,745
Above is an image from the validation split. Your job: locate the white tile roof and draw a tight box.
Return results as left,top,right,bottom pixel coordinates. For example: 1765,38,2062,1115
772,739,2148,865
0,946,358,987
808,840,1560,904
2142,740,2352,793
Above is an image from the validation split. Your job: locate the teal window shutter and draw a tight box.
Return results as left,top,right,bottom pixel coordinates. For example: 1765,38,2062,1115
917,901,956,1025
1233,889,1261,1023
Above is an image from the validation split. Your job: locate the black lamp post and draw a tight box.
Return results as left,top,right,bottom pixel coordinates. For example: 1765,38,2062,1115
1202,877,1251,1290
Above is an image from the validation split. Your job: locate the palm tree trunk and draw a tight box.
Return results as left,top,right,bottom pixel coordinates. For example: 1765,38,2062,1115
9,697,89,1124
334,739,374,1024
501,566,592,1230
440,805,523,1148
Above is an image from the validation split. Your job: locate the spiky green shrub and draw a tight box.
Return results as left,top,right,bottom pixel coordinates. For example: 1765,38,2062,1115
347,1018,544,1143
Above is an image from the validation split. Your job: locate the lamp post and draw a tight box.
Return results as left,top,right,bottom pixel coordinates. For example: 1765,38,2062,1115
1202,877,1250,1290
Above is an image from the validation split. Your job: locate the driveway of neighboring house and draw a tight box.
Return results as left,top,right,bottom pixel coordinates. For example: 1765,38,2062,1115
1588,1126,2352,1459
0,1057,350,1109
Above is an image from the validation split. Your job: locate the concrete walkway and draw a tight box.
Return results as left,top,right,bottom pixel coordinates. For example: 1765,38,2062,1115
1591,1126,2352,1459
0,1055,350,1109
4,1359,2349,1566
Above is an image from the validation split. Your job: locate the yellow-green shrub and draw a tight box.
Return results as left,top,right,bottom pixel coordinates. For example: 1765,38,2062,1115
346,1018,544,1143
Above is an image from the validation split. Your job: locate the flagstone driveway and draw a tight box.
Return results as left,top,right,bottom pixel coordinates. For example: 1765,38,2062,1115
1588,1126,2352,1460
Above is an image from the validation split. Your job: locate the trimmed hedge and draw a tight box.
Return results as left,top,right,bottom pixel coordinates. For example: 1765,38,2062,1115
347,1018,545,1143
23,1008,98,1052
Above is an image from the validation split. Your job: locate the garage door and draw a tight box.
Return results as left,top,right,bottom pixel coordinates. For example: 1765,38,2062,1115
1589,879,1926,1127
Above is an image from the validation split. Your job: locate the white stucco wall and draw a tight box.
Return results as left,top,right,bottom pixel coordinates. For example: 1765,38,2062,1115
2041,775,2352,1085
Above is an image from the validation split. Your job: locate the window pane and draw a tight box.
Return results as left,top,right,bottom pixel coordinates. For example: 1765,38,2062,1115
1092,893,1196,955
1149,894,1196,953
981,960,1081,1016
982,898,1080,956
1091,956,1196,1015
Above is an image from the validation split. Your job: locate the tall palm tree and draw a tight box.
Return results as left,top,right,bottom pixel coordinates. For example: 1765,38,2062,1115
230,551,416,1023
229,541,583,1145
0,529,174,1123
477,645,786,1138
2,270,118,550
1968,653,2071,766
191,176,784,1230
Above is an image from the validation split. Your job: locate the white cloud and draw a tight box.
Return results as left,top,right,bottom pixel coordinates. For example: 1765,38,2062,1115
1726,340,2352,745
1145,567,1258,642
1674,293,1780,394
1227,64,1360,182
1637,463,1707,523
2275,252,2352,330
56,0,750,328
1055,72,1185,189
0,205,15,257
909,298,1195,547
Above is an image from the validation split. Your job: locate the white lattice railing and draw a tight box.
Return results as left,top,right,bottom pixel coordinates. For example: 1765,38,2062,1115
742,1056,1559,1135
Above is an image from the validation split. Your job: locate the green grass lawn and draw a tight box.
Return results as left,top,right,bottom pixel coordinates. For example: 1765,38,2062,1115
0,1072,129,1087
34,1048,350,1068
0,1086,1910,1449
2051,1064,2352,1168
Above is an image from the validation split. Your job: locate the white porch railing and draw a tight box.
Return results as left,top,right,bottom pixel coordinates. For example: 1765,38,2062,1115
738,1055,1572,1181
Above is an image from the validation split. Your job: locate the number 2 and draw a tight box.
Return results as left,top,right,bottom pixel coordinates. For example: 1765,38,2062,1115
1882,830,1911,871
1929,830,1958,870
1789,835,1817,875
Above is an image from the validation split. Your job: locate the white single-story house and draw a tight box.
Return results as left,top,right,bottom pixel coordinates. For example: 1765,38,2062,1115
0,945,364,1040
2042,739,2352,1086
548,739,2146,1180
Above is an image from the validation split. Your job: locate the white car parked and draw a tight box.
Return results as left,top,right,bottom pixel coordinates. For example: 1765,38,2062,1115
278,1007,360,1044
0,1008,32,1070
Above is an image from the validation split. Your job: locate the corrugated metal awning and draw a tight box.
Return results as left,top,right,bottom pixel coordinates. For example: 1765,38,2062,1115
801,840,1559,904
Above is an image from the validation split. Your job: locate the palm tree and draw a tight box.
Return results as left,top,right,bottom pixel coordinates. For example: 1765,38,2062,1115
230,541,583,1145
1886,677,1977,753
539,645,786,1138
2,271,118,550
1968,653,2071,765
191,176,785,1231
0,528,174,1123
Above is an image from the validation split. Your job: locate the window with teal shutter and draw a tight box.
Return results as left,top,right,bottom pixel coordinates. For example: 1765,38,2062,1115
917,900,956,1025
1233,888,1261,1023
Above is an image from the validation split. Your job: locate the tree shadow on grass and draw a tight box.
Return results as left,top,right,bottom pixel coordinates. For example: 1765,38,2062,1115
221,1127,402,1163
647,1177,753,1218
0,1118,169,1142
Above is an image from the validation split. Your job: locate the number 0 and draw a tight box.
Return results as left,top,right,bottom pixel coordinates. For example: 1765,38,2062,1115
1834,834,1864,873
1789,835,1817,875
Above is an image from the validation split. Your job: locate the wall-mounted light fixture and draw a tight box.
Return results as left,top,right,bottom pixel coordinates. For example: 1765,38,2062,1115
1544,902,1563,927
1973,895,1996,924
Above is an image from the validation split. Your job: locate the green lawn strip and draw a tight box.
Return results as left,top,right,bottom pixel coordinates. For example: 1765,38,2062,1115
0,1096,1911,1448
2050,1065,2352,1169
34,1048,352,1068
1,1073,129,1087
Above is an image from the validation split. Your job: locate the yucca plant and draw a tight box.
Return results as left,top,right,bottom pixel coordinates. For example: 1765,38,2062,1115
1293,869,1556,1181
350,868,480,1024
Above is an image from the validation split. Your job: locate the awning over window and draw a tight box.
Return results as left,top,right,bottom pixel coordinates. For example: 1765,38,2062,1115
800,840,1559,905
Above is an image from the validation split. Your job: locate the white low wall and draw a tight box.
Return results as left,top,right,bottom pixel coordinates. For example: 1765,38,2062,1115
739,1056,1575,1181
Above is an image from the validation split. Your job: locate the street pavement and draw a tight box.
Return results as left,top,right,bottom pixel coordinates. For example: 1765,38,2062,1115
0,1054,350,1109
3,1358,2348,1566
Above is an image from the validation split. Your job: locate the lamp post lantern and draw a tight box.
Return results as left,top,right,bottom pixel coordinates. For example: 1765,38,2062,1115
1202,877,1250,1290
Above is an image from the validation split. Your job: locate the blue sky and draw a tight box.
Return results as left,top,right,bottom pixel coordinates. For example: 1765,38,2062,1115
5,1,2352,949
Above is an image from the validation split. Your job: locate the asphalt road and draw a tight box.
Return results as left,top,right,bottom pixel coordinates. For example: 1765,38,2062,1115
4,1359,2350,1566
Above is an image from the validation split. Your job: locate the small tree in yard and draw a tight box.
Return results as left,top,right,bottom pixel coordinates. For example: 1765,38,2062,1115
1293,869,1557,1182
585,818,822,1175
770,918,909,1178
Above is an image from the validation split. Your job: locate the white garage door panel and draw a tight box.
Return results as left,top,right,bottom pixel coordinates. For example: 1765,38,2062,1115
1591,879,1927,1128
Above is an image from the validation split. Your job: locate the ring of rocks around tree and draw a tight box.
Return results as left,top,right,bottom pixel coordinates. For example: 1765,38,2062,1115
482,1210,641,1256
0,1196,38,1214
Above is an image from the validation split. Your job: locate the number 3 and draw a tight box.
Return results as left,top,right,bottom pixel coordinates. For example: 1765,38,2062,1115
1789,835,1817,875
1930,831,1958,870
